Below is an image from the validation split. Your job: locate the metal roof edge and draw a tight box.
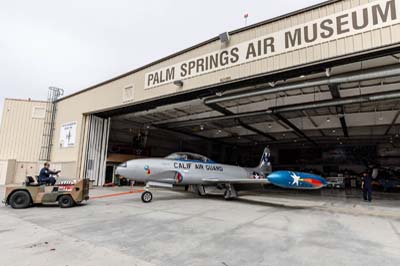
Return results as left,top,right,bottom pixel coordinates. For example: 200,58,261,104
4,98,47,104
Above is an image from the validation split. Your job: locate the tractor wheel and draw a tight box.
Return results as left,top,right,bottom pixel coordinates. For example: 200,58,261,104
141,191,153,203
9,191,31,209
58,195,75,208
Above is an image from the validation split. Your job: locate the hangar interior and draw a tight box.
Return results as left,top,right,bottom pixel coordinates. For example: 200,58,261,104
98,52,400,188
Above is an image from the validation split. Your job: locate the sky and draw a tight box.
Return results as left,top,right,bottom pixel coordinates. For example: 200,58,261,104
0,0,323,120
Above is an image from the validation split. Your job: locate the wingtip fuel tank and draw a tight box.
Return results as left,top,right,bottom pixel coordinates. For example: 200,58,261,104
267,171,327,189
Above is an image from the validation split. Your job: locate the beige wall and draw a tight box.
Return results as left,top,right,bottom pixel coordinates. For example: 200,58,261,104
0,99,48,184
50,0,400,175
0,160,16,185
13,161,40,184
0,99,46,162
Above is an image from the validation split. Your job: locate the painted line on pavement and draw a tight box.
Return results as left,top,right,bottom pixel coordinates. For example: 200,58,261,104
91,190,144,199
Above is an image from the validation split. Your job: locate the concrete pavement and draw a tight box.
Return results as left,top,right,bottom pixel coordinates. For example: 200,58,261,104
1,186,400,266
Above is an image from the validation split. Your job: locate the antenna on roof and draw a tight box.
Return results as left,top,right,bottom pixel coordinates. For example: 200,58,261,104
244,13,249,26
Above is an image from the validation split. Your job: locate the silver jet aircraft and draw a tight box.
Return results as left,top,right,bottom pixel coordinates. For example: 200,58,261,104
115,148,327,202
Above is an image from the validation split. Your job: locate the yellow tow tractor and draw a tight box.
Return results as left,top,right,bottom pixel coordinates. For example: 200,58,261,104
3,176,89,209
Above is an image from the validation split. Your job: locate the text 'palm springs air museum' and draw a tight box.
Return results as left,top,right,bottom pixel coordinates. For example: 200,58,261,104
1,0,400,187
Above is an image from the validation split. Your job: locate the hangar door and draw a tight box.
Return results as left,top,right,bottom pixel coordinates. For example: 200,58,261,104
80,115,110,186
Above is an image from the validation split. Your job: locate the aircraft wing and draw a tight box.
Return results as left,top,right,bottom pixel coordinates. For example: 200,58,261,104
202,178,270,184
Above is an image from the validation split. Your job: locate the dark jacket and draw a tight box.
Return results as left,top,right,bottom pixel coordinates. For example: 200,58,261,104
362,174,372,189
38,168,58,181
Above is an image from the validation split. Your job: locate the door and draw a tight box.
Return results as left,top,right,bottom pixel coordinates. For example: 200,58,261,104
80,115,110,186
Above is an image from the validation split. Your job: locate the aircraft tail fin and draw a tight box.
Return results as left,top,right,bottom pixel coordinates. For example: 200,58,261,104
258,147,272,174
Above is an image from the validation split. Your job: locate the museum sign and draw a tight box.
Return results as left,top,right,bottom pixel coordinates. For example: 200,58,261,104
145,0,400,89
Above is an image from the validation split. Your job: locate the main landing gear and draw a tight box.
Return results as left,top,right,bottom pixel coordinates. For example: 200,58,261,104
224,184,238,200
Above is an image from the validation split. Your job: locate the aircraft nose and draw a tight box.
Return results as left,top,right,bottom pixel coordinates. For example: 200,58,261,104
115,162,128,176
115,166,121,175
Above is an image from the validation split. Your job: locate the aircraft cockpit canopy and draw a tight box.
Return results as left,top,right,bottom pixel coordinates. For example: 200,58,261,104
165,152,215,163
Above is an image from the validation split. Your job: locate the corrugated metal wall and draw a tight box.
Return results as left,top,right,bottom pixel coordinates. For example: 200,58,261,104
0,160,17,185
0,99,46,161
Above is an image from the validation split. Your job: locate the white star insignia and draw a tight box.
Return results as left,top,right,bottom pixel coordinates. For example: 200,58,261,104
290,172,301,186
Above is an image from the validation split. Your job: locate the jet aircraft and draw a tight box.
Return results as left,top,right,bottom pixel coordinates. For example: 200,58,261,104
115,148,327,202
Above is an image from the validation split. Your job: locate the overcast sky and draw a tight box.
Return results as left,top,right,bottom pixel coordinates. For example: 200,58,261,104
0,0,323,120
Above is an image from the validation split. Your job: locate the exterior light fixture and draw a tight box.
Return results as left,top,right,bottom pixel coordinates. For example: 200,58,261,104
326,117,331,123
219,32,230,44
200,125,204,131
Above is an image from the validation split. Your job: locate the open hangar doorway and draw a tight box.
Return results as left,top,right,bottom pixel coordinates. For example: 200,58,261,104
94,52,400,193
105,100,267,186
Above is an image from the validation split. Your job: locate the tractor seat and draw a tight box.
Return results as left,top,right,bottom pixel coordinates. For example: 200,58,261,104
25,176,41,186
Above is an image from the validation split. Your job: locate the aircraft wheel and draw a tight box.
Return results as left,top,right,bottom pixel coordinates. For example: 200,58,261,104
9,190,31,209
141,191,153,203
58,195,75,208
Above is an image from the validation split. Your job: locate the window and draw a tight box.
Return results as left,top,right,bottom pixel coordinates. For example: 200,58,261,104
32,106,45,119
122,85,134,103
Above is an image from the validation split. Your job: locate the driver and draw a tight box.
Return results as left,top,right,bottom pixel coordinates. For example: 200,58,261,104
38,162,60,185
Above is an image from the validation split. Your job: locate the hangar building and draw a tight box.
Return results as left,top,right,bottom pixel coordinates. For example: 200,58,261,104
1,0,400,186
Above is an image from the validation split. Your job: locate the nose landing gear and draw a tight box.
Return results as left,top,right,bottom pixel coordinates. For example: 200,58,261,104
140,181,173,203
141,191,153,203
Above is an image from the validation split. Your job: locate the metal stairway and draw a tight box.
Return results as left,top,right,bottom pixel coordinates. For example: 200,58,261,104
39,87,64,161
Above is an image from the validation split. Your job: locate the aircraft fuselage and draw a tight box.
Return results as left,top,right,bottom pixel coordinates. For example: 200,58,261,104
116,158,261,185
